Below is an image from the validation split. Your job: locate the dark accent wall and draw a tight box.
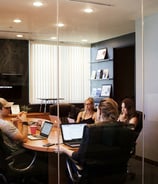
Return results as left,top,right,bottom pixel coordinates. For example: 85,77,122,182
114,45,135,105
0,39,29,104
91,33,135,105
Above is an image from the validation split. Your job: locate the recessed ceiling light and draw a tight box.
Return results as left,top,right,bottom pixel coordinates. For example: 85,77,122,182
50,37,57,40
33,1,43,7
16,34,23,38
13,19,22,23
82,39,88,42
84,8,93,13
57,23,64,27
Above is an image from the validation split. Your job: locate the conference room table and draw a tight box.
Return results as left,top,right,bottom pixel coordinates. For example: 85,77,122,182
23,117,76,184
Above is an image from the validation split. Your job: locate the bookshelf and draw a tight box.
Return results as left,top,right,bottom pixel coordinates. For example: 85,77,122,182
90,48,114,105
90,33,135,106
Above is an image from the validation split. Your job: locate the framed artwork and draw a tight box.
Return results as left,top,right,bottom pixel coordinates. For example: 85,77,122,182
96,48,107,60
100,84,111,97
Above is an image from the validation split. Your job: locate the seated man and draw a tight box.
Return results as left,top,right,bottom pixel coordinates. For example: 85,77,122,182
0,98,28,154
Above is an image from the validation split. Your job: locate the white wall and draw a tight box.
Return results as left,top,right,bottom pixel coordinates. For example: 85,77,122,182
136,13,158,162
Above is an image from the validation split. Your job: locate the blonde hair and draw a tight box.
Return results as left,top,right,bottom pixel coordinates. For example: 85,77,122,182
98,98,119,121
85,97,94,105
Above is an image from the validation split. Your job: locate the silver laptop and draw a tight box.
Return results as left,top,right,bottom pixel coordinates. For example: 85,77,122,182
60,123,86,147
28,121,53,140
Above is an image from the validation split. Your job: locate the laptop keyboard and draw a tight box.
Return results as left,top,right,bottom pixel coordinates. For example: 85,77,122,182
65,141,81,147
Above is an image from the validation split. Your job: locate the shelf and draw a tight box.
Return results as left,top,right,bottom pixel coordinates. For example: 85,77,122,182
91,58,113,63
1,73,23,76
90,78,113,81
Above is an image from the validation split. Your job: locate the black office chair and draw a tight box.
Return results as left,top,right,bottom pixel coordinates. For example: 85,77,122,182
49,103,77,123
0,131,37,184
127,110,144,179
66,123,135,184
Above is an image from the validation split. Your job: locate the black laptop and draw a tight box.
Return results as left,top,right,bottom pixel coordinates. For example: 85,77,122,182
28,121,53,140
60,123,86,147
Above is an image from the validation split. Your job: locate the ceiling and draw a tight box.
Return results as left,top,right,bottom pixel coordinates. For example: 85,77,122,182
0,0,158,44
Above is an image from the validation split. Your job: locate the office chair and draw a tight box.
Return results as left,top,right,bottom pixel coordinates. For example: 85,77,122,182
49,103,76,123
127,110,144,179
66,123,135,184
0,131,37,184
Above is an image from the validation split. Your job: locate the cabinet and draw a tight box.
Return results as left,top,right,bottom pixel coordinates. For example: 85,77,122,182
90,47,114,105
0,39,28,104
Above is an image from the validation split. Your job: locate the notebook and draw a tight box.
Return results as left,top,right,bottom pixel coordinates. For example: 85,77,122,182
28,121,53,140
60,123,86,147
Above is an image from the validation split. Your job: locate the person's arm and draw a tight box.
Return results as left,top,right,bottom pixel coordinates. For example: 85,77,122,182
117,113,126,122
129,116,138,127
12,112,28,142
53,144,74,157
76,111,83,123
92,112,96,121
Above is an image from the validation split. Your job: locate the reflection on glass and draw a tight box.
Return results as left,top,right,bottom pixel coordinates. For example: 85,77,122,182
57,0,145,184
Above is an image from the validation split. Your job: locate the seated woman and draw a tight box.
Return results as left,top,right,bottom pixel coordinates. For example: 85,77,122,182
53,98,119,160
118,98,138,128
76,97,96,124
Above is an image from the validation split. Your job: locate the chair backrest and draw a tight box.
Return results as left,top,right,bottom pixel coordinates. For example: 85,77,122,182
78,123,135,176
135,110,143,134
0,130,37,175
49,103,76,123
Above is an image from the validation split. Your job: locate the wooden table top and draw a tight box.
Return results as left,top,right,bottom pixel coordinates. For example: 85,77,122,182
23,126,62,152
5,114,76,153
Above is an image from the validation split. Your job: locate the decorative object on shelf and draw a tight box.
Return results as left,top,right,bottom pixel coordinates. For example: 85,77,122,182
96,69,103,79
91,88,97,97
20,105,32,112
11,105,20,114
102,69,109,79
91,87,101,97
100,84,111,97
96,88,101,97
91,70,97,79
96,48,107,60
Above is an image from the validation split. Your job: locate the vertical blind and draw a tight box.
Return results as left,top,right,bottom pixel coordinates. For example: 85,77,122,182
29,41,90,104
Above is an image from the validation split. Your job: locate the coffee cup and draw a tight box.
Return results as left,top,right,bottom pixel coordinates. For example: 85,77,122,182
30,125,37,135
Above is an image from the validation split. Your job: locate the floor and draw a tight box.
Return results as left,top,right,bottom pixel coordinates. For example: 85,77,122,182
126,158,158,184
5,155,157,184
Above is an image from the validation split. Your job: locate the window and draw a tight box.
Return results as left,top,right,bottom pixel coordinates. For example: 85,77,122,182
29,41,90,104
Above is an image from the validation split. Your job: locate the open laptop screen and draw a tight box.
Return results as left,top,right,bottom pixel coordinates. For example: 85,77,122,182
60,123,86,141
40,121,53,136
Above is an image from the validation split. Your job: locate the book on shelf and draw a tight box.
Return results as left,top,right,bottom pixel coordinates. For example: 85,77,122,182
91,70,96,79
96,48,107,60
91,88,97,97
96,69,103,79
102,69,109,79
91,87,101,97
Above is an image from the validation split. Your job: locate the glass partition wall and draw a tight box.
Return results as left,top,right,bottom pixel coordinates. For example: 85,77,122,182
56,1,145,184
2,0,158,183
27,0,157,183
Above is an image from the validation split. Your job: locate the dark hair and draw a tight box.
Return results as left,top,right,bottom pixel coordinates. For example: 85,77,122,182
122,98,136,119
98,98,118,121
